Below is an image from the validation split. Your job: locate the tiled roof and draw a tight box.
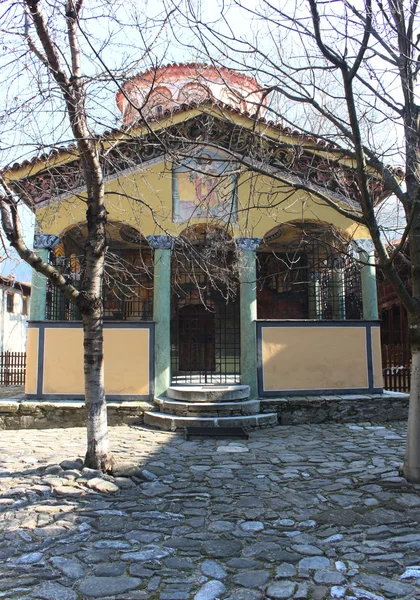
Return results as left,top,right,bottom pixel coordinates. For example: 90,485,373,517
2,98,340,175
0,274,31,293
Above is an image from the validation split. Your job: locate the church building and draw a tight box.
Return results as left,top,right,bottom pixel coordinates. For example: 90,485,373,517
3,64,384,429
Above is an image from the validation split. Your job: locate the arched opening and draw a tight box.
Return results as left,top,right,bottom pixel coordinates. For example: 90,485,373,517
257,221,363,320
170,225,240,384
146,86,172,117
177,82,213,104
46,222,153,321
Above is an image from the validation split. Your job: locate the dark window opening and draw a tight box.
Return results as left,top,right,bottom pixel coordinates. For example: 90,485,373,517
257,232,363,321
45,249,154,321
6,293,14,313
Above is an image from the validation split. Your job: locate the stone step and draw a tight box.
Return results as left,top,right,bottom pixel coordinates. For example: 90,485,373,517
154,397,260,417
166,384,250,403
143,411,278,431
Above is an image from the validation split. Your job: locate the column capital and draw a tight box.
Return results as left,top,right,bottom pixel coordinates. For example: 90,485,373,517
147,235,173,250
34,234,60,250
235,237,261,251
356,238,375,254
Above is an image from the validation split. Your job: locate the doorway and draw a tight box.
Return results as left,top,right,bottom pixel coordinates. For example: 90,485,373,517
170,232,240,385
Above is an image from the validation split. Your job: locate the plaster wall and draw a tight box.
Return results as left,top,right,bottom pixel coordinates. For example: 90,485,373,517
34,158,370,242
25,324,152,398
0,285,29,353
259,323,383,394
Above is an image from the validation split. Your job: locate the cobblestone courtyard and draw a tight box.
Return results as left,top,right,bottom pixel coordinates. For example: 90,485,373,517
1,422,420,600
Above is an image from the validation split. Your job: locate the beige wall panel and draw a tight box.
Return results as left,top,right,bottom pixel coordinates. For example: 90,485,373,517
371,326,384,389
25,328,39,394
104,329,149,395
262,327,368,391
43,328,84,394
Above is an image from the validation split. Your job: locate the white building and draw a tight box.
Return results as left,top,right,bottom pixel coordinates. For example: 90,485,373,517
0,275,31,353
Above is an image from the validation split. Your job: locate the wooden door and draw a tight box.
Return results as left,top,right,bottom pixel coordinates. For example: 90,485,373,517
178,304,215,372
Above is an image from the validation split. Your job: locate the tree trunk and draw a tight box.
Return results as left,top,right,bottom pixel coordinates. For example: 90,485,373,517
402,310,420,482
83,308,112,470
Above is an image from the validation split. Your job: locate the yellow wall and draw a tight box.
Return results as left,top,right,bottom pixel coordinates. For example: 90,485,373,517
34,159,370,242
43,328,84,394
104,329,149,395
25,328,39,394
36,326,150,396
5,105,373,242
262,326,369,391
372,326,384,389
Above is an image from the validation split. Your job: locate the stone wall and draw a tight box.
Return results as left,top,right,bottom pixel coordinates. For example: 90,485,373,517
0,393,410,430
261,393,410,425
0,400,152,430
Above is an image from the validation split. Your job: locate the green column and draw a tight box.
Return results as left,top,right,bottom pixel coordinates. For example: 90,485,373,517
236,237,261,398
332,261,346,320
308,272,322,319
30,233,60,321
148,235,172,397
360,245,379,320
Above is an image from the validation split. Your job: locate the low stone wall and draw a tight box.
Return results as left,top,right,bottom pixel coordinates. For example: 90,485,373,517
261,392,410,425
0,392,410,429
0,399,152,430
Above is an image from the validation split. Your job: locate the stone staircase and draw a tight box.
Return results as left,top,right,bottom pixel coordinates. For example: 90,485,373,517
143,384,278,431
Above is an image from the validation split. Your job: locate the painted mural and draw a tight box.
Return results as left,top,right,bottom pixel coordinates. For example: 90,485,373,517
172,149,237,223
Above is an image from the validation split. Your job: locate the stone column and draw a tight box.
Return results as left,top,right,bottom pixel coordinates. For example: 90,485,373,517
359,240,379,321
148,235,173,397
332,259,346,320
30,234,60,321
308,272,322,320
236,237,261,398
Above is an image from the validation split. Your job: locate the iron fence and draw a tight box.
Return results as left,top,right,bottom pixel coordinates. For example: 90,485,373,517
171,233,241,384
257,240,363,320
382,342,411,393
0,351,26,386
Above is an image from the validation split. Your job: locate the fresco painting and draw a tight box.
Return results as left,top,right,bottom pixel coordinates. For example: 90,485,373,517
173,149,237,223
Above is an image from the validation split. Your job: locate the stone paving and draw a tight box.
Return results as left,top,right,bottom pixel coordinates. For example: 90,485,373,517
1,422,420,600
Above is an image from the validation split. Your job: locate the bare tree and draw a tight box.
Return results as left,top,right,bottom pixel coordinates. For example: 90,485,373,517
170,0,420,481
0,0,173,470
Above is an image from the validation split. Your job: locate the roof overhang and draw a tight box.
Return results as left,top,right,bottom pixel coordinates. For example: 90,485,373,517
1,102,389,214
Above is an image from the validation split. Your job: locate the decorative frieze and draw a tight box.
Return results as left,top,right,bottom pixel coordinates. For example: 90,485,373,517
10,115,387,210
33,234,60,250
147,235,173,250
235,237,261,251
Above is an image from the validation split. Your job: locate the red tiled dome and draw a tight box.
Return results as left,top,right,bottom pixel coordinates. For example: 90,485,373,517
116,63,267,125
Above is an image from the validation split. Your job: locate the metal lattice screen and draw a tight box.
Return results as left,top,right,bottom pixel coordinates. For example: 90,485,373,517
170,231,240,384
46,249,153,321
257,228,363,320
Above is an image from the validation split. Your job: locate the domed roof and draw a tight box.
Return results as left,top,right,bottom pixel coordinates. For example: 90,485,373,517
116,63,267,125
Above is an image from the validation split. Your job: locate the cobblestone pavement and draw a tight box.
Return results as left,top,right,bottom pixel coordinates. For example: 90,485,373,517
1,422,420,600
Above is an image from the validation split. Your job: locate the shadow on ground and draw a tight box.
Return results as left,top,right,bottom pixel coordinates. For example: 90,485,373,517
0,422,420,600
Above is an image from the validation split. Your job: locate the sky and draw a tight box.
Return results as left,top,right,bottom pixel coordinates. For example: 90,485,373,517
0,0,408,281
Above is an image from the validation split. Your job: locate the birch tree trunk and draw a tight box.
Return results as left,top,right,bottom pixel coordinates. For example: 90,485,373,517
22,0,113,470
403,344,420,482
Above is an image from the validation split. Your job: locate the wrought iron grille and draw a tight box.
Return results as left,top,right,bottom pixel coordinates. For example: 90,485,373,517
171,234,240,384
46,250,153,321
257,236,363,320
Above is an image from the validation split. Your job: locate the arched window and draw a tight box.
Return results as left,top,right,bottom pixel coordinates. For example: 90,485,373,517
46,222,153,321
146,86,172,116
177,83,212,104
257,223,363,320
